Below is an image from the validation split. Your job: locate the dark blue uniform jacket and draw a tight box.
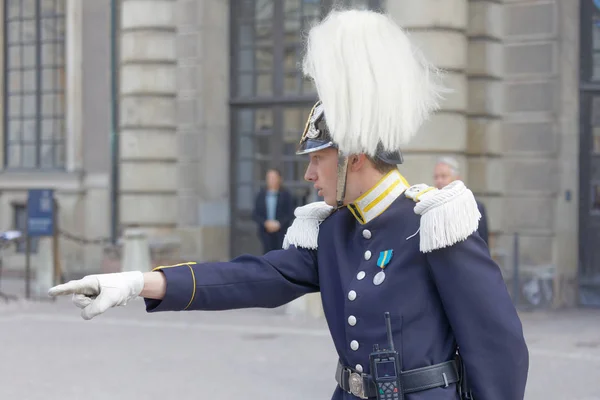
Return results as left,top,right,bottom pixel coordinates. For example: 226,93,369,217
145,173,529,400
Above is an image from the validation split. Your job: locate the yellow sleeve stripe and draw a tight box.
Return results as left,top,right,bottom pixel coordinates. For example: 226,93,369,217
184,264,196,310
151,262,197,310
152,261,198,272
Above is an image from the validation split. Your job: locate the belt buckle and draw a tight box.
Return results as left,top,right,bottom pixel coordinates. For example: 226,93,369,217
348,371,367,399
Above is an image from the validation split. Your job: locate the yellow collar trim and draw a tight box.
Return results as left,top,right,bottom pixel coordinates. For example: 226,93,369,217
348,169,410,224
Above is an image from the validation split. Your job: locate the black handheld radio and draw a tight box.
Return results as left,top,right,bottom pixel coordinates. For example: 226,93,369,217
369,312,404,400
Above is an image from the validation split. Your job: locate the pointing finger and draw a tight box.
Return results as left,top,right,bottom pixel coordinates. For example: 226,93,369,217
48,282,78,297
48,276,99,297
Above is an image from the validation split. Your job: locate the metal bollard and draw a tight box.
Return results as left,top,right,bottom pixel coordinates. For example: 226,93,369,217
121,229,152,273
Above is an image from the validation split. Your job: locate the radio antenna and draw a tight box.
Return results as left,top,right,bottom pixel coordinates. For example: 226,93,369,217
384,312,395,351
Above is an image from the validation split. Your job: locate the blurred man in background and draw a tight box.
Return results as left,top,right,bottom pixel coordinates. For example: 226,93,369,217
252,168,295,254
433,157,489,245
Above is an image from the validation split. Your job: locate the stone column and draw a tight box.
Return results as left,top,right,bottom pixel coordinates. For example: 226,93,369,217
466,2,504,247
501,0,563,304
554,0,580,307
175,0,230,261
385,0,468,185
66,0,84,172
119,0,178,235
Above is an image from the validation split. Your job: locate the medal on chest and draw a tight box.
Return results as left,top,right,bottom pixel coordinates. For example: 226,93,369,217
374,250,393,286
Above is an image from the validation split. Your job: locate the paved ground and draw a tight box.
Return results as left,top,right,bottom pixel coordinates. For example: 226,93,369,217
1,283,600,399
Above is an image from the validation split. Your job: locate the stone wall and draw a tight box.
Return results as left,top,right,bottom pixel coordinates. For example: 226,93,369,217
383,0,580,306
119,0,178,234
467,0,503,247
5,0,577,289
500,0,579,306
554,0,580,306
501,0,558,270
175,0,230,261
386,0,469,187
81,0,111,275
0,0,113,278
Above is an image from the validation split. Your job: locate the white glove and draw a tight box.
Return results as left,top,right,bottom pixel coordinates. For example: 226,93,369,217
48,271,145,320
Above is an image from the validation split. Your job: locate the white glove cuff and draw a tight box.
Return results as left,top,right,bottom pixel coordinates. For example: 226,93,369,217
121,271,145,298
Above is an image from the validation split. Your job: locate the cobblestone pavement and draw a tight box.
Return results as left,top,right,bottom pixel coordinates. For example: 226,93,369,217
0,287,599,399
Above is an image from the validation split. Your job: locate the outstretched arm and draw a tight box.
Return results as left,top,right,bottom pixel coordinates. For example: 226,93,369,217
144,247,319,312
49,246,319,319
50,201,331,320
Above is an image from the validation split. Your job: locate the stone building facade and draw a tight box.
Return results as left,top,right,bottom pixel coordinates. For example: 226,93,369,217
1,0,596,307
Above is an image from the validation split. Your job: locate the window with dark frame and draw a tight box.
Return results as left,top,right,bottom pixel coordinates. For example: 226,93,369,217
229,0,382,255
579,1,600,293
3,0,67,170
592,1,600,80
589,97,600,216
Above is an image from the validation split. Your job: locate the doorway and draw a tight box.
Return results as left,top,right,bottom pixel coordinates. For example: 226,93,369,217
578,0,600,305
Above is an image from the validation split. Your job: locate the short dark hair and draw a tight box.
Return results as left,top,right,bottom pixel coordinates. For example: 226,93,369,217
366,155,397,174
267,168,282,176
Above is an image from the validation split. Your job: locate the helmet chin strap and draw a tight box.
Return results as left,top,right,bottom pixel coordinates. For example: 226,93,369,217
335,152,349,208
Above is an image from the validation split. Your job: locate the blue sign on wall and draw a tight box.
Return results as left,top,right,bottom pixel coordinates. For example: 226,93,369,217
27,189,55,237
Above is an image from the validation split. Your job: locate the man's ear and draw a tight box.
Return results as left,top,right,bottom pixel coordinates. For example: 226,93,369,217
348,154,367,172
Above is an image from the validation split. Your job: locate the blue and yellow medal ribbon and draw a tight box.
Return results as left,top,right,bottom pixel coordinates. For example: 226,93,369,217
377,250,393,269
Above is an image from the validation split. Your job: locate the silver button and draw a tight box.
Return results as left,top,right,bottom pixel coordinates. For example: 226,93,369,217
364,250,372,260
355,364,363,373
362,229,372,239
348,315,357,326
357,271,366,280
350,340,359,351
348,290,357,301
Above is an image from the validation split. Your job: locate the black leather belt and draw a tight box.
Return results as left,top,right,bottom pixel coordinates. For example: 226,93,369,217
335,359,459,399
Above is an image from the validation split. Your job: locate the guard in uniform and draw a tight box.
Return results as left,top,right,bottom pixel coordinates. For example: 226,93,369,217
48,9,529,400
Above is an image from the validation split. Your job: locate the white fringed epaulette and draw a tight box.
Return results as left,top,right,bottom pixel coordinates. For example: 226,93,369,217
405,181,481,253
282,201,334,250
